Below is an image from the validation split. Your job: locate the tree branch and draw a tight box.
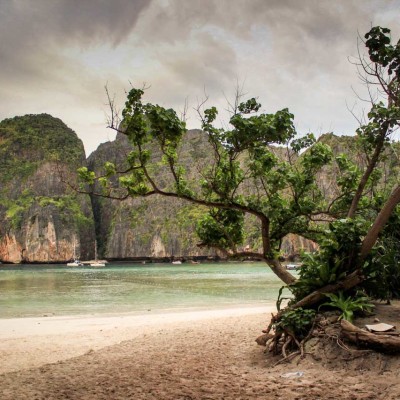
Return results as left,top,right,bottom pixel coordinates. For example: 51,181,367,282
359,185,400,261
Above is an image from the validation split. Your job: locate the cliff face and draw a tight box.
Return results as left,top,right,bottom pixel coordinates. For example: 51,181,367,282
0,114,95,263
3,114,397,263
88,130,317,259
314,133,400,201
87,130,218,259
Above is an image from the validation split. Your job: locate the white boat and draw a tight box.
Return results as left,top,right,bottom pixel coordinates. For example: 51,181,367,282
90,240,106,267
67,259,83,267
67,238,83,267
90,261,106,267
172,260,182,265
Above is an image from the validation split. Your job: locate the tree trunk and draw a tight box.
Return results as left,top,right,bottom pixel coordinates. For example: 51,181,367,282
272,269,364,324
291,269,364,309
341,319,400,353
359,185,400,261
267,258,296,285
347,134,386,219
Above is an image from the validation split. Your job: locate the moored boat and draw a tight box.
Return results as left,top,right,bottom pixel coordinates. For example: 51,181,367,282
67,238,83,267
67,259,83,267
90,240,106,267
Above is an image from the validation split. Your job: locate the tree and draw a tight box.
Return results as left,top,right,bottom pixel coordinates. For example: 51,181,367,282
77,26,400,356
79,87,338,285
265,26,400,356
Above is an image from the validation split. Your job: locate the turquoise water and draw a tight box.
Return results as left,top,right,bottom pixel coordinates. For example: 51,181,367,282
0,262,289,318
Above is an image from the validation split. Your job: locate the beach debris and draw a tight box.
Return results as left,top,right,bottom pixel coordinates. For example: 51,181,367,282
365,323,395,332
280,371,304,378
255,333,273,346
341,320,400,352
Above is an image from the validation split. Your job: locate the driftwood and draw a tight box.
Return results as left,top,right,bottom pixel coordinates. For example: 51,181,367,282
255,333,273,346
341,320,400,353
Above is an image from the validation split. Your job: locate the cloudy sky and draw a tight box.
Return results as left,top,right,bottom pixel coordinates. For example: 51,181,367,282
1,0,399,155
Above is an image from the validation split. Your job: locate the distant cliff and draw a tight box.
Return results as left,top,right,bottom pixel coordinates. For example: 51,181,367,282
0,114,95,263
87,130,219,259
87,130,318,260
4,114,397,263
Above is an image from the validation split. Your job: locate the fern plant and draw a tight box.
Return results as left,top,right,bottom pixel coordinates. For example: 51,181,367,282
319,291,374,322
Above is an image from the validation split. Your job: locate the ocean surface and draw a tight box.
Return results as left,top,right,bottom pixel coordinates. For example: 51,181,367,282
0,262,292,318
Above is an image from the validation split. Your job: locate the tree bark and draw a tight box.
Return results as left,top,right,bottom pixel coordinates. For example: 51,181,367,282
341,319,400,353
359,185,400,261
272,269,364,324
259,214,296,285
347,134,386,219
267,258,296,285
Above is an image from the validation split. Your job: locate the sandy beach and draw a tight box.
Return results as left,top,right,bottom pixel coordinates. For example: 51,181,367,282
1,306,400,399
0,306,273,375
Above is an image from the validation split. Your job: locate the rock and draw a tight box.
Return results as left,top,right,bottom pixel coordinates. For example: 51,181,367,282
0,114,95,263
87,130,318,259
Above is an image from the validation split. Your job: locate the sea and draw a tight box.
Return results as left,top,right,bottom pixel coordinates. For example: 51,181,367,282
0,262,293,318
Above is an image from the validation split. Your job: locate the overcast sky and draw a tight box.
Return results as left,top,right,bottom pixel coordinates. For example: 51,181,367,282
1,0,399,156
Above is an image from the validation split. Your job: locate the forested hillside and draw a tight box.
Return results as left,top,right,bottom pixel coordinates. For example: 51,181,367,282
1,114,398,263
0,114,94,262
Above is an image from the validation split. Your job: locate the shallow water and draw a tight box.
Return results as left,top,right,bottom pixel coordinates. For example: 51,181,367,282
0,262,291,318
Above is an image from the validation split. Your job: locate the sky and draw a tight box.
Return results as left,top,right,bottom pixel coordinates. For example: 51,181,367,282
1,0,400,156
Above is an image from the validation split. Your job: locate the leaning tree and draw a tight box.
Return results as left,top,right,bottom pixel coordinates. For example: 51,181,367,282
77,26,400,357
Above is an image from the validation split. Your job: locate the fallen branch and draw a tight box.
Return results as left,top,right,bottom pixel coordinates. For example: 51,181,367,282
341,320,400,353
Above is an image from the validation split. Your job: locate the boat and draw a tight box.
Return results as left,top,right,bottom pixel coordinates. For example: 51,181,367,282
67,259,83,267
67,238,83,267
172,260,182,265
90,261,106,267
90,240,106,267
286,263,300,270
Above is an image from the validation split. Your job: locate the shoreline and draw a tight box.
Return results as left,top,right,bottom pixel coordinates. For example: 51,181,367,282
0,257,226,266
1,305,399,399
0,301,274,322
0,305,275,339
0,305,275,375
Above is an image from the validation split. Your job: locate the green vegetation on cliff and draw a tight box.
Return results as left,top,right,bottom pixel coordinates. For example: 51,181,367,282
3,191,92,231
0,113,95,262
0,113,84,183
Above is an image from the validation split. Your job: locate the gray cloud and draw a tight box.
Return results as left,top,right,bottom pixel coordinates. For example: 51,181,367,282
1,0,400,154
0,0,151,86
162,32,237,89
1,0,151,46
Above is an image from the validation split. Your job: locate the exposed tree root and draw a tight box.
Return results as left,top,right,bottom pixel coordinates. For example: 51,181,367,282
273,350,300,367
257,311,397,363
260,324,309,361
281,335,292,358
341,320,400,353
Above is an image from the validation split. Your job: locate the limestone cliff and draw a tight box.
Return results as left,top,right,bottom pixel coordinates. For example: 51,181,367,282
0,114,95,263
88,131,400,261
87,130,317,260
315,132,400,201
3,113,397,263
87,130,218,259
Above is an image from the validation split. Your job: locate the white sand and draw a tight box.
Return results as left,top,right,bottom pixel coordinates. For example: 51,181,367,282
0,305,275,374
1,305,399,399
